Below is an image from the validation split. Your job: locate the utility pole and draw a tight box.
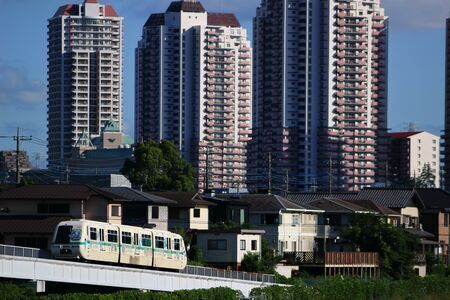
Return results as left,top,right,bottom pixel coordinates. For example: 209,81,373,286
328,156,333,194
285,169,289,195
63,164,70,184
0,128,32,184
268,152,272,195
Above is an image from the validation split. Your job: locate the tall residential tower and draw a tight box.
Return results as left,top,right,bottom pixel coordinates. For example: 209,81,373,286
249,0,388,192
135,1,252,191
444,17,450,190
47,0,123,169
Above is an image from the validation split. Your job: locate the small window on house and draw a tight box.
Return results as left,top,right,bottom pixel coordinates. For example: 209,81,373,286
174,238,181,251
111,205,120,217
155,236,165,248
292,214,299,226
90,227,97,240
445,214,449,227
152,206,159,219
240,240,246,250
207,239,227,250
193,208,201,218
122,232,131,244
107,230,118,243
142,234,152,247
251,240,257,251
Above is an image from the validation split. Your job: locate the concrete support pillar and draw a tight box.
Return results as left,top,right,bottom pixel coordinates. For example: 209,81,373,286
35,280,45,293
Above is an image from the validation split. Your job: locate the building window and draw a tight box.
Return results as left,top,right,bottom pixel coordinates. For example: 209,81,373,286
251,240,257,251
292,214,299,226
207,239,227,250
152,206,159,219
111,205,120,217
121,231,131,244
240,240,246,250
37,203,70,214
90,227,97,240
240,209,245,224
193,208,201,218
445,214,449,227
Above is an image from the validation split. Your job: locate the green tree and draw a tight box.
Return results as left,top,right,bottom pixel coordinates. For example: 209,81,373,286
121,140,196,192
341,214,419,279
241,239,281,274
416,163,436,188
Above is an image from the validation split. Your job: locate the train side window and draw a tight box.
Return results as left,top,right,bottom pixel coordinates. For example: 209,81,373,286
142,234,152,247
90,227,97,240
174,239,180,251
122,232,131,244
99,229,104,242
133,233,139,246
107,230,118,243
155,236,164,249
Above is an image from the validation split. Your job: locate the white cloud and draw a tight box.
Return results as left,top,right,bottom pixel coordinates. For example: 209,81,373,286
383,0,449,29
0,64,46,105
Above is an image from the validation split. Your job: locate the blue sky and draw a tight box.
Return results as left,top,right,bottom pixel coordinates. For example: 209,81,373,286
0,0,448,168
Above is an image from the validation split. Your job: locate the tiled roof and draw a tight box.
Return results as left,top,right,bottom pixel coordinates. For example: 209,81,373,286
387,132,422,139
287,192,359,205
101,187,176,204
166,1,206,13
415,189,450,209
356,188,424,209
144,13,165,27
104,6,119,17
53,4,79,18
344,199,400,216
147,192,214,207
0,184,122,201
216,194,318,213
307,198,373,213
207,13,241,27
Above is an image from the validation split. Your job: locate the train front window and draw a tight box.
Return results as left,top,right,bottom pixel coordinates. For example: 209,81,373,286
54,225,72,244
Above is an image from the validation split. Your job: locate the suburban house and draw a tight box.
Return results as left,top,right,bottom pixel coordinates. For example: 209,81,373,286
196,229,265,269
416,189,450,264
148,192,214,231
202,195,250,225
0,184,125,249
101,187,176,230
216,194,323,254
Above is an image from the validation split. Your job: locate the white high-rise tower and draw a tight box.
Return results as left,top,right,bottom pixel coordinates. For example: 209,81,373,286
47,0,123,169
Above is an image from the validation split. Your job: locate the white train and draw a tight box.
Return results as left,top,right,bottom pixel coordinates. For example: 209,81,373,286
51,220,187,271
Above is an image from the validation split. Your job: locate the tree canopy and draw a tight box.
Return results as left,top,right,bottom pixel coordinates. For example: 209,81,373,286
416,163,436,188
341,214,419,279
121,140,196,192
241,239,281,274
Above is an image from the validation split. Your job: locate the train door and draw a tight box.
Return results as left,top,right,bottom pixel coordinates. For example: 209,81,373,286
167,237,173,260
133,232,141,256
99,228,105,252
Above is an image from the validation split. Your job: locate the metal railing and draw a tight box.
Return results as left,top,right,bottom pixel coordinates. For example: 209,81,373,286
0,244,44,259
181,265,275,283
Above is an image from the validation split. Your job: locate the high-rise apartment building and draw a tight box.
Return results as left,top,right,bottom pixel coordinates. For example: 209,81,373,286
386,132,440,188
47,0,123,169
136,1,252,191
249,0,388,192
444,18,450,190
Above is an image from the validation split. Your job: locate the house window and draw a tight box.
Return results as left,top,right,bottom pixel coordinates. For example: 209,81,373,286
261,214,279,225
193,208,201,218
152,206,159,219
240,209,245,224
207,239,227,250
121,232,131,244
292,214,299,226
240,240,246,250
90,227,97,240
292,241,297,252
445,214,449,227
107,230,118,243
37,203,70,214
251,240,257,251
111,205,120,217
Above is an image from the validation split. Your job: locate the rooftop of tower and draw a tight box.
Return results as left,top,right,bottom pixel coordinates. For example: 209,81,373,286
166,1,206,13
52,0,118,18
